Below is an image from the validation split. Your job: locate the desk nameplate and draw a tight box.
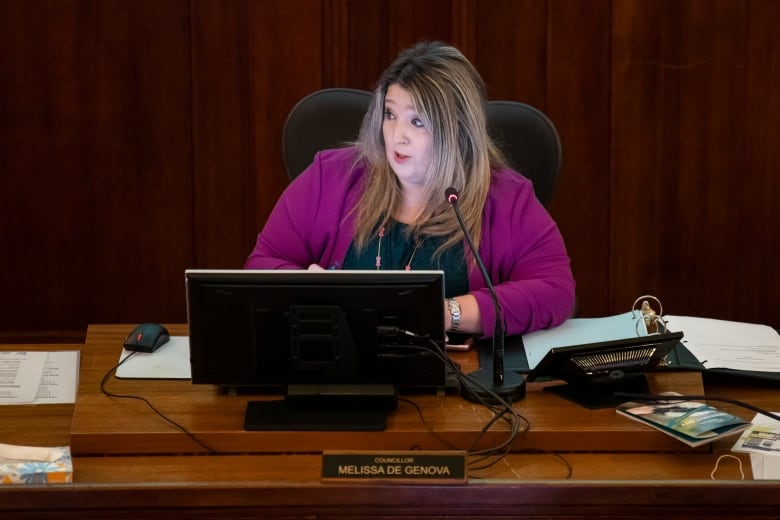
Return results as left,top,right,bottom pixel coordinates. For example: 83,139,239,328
322,450,467,484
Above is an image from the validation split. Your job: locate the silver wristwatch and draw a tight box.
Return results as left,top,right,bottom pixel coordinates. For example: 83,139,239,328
447,298,461,332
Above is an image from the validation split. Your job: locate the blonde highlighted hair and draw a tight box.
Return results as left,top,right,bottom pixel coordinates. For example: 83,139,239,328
352,41,506,255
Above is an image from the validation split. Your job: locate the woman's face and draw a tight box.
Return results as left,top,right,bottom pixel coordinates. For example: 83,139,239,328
382,84,433,189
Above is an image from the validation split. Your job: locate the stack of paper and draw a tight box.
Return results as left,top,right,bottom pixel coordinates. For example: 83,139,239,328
664,316,780,372
0,351,80,405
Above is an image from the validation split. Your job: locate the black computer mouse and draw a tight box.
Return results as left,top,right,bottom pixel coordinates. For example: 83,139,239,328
124,322,170,353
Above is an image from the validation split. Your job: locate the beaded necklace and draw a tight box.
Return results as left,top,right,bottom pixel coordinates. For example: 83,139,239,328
375,226,421,271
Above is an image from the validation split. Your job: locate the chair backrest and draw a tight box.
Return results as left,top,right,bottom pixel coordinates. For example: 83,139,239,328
282,88,562,206
282,88,372,183
485,101,562,207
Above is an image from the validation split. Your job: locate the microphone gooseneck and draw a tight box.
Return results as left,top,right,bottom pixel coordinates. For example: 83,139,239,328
445,188,526,404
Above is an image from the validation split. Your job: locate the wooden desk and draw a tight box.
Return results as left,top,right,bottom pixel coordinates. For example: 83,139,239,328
3,328,780,519
70,324,707,455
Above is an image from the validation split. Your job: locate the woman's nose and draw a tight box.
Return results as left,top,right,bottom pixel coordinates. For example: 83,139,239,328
392,122,409,144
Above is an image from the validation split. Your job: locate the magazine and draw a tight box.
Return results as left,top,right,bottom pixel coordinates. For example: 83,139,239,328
616,393,751,447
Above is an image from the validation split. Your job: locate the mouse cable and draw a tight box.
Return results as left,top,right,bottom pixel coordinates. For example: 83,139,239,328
614,392,780,423
100,352,218,454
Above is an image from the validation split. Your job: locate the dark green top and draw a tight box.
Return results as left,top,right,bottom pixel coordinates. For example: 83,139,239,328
342,222,468,298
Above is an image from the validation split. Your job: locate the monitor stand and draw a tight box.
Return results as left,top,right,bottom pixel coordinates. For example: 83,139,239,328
544,374,651,410
244,383,397,431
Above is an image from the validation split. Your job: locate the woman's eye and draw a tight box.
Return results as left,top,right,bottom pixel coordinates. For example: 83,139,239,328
412,118,425,128
383,109,395,120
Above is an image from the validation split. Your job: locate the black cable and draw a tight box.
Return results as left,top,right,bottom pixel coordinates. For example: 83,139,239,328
615,392,780,423
381,328,530,471
468,448,574,479
400,382,569,477
100,351,217,454
398,397,460,451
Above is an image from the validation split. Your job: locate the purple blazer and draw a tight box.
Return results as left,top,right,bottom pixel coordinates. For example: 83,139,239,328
245,147,576,336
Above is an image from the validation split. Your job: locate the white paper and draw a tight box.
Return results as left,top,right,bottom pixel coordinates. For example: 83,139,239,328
0,350,80,405
115,336,191,379
33,351,80,404
749,453,765,478
731,412,780,479
0,351,47,404
664,315,780,372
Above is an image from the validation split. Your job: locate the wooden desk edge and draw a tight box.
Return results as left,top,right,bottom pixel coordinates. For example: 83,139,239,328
3,480,780,518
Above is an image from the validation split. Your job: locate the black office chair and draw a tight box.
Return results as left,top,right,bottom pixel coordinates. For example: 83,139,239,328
485,101,562,207
282,88,562,206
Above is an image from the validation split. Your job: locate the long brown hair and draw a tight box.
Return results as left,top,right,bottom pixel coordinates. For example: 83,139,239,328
352,41,506,255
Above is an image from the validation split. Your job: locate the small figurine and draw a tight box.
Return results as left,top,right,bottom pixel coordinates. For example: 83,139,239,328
640,300,660,334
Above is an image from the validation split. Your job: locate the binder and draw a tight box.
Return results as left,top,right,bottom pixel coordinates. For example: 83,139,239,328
477,296,780,382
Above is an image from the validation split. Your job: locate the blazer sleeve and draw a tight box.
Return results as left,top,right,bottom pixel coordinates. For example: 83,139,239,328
470,170,576,336
244,148,361,270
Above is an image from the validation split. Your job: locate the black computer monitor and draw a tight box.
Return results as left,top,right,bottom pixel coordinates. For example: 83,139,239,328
525,331,684,409
185,269,447,430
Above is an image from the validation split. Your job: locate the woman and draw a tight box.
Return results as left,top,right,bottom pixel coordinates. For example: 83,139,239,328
245,41,575,337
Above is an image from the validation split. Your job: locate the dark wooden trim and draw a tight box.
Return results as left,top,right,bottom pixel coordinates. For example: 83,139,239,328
4,481,780,519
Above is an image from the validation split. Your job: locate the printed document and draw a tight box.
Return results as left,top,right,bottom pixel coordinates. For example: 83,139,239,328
731,412,780,479
664,316,780,372
0,350,80,404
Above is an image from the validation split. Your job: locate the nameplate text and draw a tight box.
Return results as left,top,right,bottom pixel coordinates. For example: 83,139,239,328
322,450,467,484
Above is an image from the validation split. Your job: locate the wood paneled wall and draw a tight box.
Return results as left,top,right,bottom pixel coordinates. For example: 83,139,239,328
1,0,777,342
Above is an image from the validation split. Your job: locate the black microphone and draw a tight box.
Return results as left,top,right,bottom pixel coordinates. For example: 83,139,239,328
445,188,525,403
